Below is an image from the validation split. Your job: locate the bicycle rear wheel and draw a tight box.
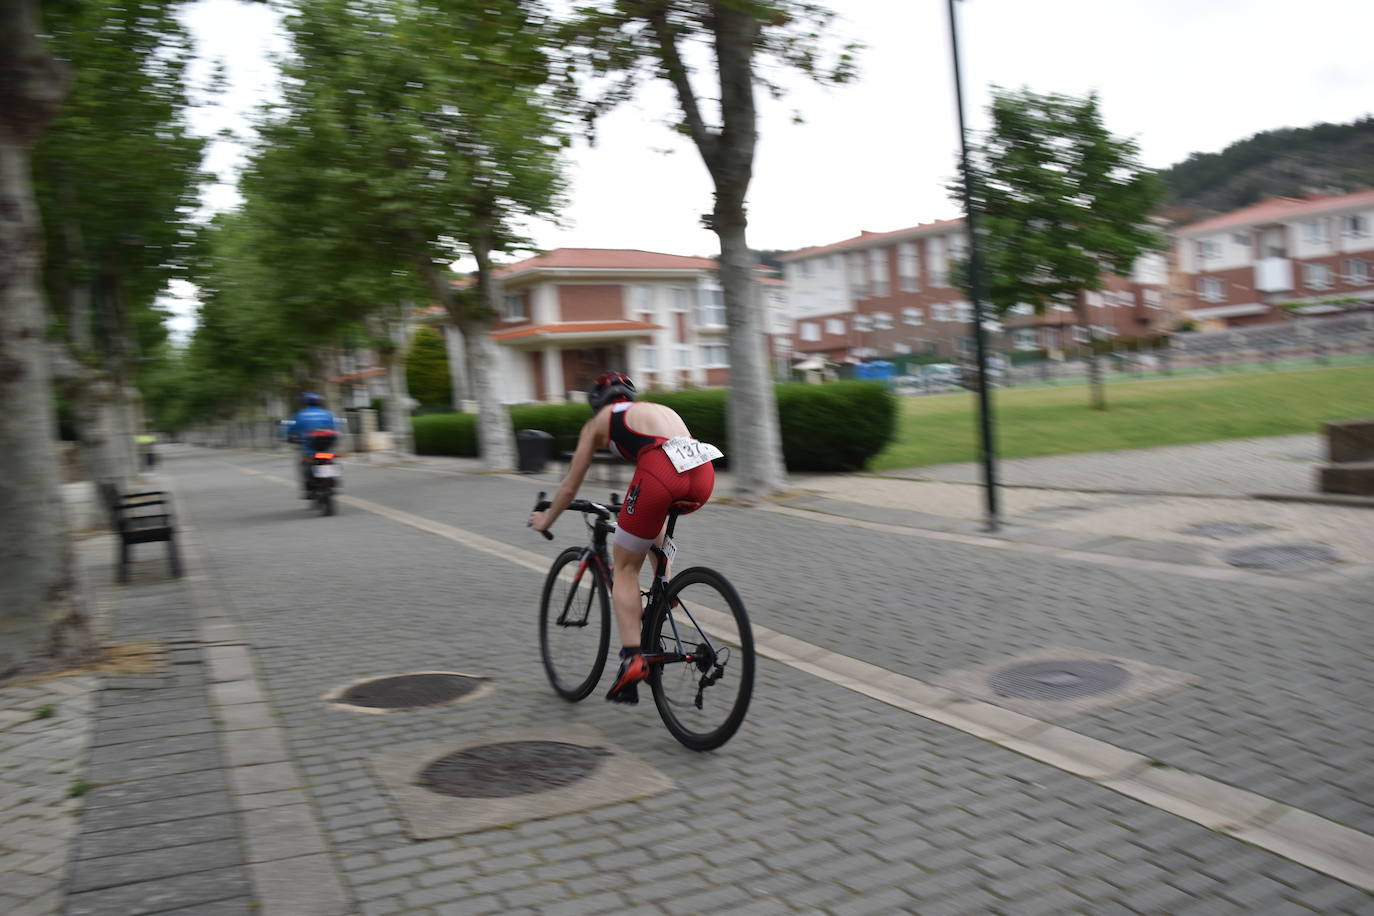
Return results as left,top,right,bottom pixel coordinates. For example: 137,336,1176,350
539,547,611,701
648,566,754,751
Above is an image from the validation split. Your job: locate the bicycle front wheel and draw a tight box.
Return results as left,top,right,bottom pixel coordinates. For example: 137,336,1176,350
539,547,611,702
648,566,754,751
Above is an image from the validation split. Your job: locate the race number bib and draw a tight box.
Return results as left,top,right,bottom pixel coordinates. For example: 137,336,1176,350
662,437,724,473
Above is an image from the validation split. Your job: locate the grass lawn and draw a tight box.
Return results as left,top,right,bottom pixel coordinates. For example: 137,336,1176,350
870,364,1374,471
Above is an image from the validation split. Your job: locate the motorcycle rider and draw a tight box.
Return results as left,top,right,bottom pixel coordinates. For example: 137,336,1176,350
285,393,339,497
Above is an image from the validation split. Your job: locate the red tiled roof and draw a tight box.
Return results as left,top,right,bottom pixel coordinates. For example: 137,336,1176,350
328,367,386,383
494,248,717,278
489,320,661,342
1177,189,1374,234
781,218,965,261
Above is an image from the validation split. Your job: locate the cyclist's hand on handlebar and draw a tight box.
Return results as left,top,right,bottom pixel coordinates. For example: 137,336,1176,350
528,492,554,540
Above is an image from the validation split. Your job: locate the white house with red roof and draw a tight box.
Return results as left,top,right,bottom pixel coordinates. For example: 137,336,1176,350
782,220,1168,363
1175,189,1374,328
479,248,758,403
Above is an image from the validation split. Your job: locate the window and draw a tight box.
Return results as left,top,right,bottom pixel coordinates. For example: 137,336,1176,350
1144,289,1163,309
698,287,726,326
1051,301,1073,312
825,318,845,336
954,301,973,323
801,260,813,279
893,342,911,355
800,321,820,342
825,255,837,272
628,285,650,315
1197,277,1226,301
1195,239,1220,261
1010,303,1034,315
700,343,729,367
671,286,693,312
774,336,791,354
502,292,527,321
638,346,658,371
872,311,893,330
928,237,948,286
1303,262,1333,289
898,242,919,292
1304,220,1330,245
1343,214,1370,238
1012,328,1038,350
1085,291,1103,308
853,314,873,332
955,336,974,357
869,249,889,298
1344,258,1370,284
931,303,953,322
1232,232,1252,247
1072,325,1091,343
674,347,691,369
902,306,924,325
848,252,866,297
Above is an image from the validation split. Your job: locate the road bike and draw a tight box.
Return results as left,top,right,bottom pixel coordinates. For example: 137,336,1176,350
530,492,754,751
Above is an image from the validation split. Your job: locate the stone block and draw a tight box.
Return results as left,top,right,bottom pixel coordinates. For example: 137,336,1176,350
1318,460,1374,495
1326,417,1374,462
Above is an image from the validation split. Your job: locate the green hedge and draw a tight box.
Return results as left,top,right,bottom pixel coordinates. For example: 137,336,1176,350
777,381,896,472
412,380,896,472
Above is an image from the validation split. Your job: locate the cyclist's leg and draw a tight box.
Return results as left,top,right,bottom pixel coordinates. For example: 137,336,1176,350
608,461,673,701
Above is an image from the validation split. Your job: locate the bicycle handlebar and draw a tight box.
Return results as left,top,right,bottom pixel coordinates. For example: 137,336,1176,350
529,490,621,541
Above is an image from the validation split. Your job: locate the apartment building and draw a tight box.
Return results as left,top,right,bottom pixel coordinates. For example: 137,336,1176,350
480,248,766,403
782,219,1167,364
1175,189,1374,328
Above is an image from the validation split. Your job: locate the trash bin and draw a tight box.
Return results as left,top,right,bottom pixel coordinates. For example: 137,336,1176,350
515,429,553,473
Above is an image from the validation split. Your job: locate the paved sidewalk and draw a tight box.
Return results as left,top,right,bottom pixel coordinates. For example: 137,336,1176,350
4,439,1373,914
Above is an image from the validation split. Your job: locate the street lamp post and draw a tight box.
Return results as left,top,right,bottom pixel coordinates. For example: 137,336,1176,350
946,0,1001,531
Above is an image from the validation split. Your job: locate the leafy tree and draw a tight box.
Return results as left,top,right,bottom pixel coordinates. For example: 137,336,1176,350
222,0,569,467
406,326,454,411
1,0,93,676
33,0,206,481
959,88,1164,410
561,1,858,499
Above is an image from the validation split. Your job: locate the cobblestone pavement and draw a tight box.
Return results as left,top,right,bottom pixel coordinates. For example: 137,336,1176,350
7,442,1373,914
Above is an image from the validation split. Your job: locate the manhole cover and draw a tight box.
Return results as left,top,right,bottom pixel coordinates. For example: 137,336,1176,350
418,741,611,798
337,673,482,709
1223,543,1340,570
1180,522,1272,538
988,660,1130,700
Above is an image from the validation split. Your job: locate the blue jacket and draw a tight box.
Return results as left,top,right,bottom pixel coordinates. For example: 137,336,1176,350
287,406,339,453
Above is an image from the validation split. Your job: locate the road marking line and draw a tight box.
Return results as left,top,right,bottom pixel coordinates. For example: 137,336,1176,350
222,460,1374,891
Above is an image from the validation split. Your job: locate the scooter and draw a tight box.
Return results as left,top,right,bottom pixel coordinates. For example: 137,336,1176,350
304,429,341,516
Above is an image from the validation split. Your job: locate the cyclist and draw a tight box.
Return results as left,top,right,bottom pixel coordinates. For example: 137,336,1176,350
285,393,339,497
530,372,719,704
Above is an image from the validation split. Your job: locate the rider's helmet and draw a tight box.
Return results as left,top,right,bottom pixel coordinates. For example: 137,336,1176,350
587,372,636,411
301,392,324,407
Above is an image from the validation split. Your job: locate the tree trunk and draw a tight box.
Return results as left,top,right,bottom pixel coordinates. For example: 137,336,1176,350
705,6,788,499
0,3,92,677
443,323,468,408
382,313,413,456
1077,303,1106,410
415,239,514,470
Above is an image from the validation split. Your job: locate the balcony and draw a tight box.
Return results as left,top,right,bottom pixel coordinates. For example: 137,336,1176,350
1255,257,1293,292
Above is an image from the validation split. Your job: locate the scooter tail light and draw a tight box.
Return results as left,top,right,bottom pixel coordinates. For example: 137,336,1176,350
314,453,334,460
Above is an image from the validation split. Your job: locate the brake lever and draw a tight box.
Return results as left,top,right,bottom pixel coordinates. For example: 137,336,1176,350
530,491,554,540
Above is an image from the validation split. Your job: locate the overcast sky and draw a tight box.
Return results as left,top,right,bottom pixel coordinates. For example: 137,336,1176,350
168,0,1374,333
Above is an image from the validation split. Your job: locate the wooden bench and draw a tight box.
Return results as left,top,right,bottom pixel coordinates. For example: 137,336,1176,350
556,435,622,485
98,482,183,584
